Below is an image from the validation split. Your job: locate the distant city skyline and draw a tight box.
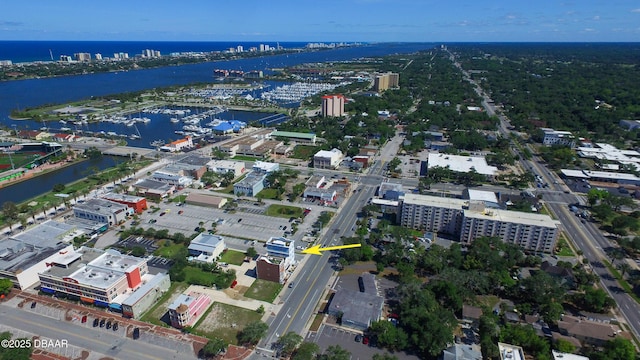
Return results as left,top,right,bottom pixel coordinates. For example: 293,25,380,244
1,1,640,42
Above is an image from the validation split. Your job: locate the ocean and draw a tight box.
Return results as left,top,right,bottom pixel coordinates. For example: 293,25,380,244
0,40,310,63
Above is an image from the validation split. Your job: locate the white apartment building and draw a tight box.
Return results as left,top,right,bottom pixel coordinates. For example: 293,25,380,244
541,128,576,147
206,160,246,178
400,194,465,235
400,194,561,253
460,209,561,253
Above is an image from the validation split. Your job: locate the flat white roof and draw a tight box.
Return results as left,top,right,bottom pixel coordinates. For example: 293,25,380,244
372,199,399,206
498,343,524,360
427,153,497,176
561,169,640,182
467,189,499,204
551,351,589,360
315,149,343,159
403,193,467,210
464,208,560,228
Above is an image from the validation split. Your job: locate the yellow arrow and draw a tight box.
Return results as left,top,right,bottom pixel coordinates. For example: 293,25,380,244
301,243,362,255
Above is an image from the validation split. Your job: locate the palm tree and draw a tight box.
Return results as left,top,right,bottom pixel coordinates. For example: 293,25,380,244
617,262,632,277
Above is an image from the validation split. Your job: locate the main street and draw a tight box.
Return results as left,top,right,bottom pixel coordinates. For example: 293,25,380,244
252,136,400,358
451,50,640,340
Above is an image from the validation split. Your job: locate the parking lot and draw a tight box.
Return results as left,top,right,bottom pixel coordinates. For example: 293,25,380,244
308,324,420,360
115,235,160,254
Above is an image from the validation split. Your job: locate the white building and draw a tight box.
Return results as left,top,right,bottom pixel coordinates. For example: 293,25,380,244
400,194,561,253
460,208,561,253
253,161,279,174
541,128,576,147
160,136,193,152
73,198,132,227
426,153,498,177
187,234,226,263
206,160,246,178
551,351,589,360
151,170,193,187
314,148,344,169
266,237,295,268
498,343,525,360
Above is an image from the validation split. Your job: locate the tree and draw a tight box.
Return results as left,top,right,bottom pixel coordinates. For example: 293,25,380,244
369,320,408,351
246,247,258,258
2,201,19,231
237,321,268,345
372,354,399,360
200,338,227,358
0,278,13,296
318,345,351,360
572,287,615,313
277,332,303,357
590,337,637,360
554,338,576,354
52,183,66,193
129,246,146,257
292,342,319,360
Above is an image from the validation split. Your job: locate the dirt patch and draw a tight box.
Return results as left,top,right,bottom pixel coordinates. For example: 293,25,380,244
195,304,224,333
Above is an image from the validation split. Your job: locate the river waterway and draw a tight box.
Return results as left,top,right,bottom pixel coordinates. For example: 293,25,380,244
0,156,124,205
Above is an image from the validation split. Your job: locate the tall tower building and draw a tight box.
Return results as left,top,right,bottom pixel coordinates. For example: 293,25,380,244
321,94,345,117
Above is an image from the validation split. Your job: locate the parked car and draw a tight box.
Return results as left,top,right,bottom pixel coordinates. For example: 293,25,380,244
355,335,363,342
81,315,87,323
288,282,294,288
113,322,119,331
99,319,105,328
106,321,112,329
133,327,140,340
93,318,99,327
30,301,36,309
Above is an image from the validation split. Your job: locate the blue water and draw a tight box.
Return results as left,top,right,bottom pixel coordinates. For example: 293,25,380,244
0,40,310,63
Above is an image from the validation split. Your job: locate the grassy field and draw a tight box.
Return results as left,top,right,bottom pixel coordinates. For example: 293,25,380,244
244,279,283,303
265,204,304,219
259,188,280,200
219,249,246,265
555,235,574,257
0,152,40,171
154,241,185,258
194,302,262,345
291,145,317,160
183,265,217,285
232,155,260,161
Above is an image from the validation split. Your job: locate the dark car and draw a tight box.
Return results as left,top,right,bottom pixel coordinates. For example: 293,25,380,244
30,301,36,309
288,282,294,288
106,321,112,329
355,335,363,342
133,327,140,340
159,212,166,216
237,218,242,223
99,319,105,328
93,318,99,327
113,322,119,331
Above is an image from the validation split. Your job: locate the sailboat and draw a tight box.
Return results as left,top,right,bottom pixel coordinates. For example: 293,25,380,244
129,124,142,139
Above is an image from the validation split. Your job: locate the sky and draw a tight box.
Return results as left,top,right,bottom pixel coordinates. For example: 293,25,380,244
1,0,639,42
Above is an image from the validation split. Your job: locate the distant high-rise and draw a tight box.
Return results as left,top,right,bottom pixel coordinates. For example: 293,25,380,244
74,53,91,62
321,94,345,117
94,53,102,60
374,72,399,92
59,55,73,62
236,45,244,53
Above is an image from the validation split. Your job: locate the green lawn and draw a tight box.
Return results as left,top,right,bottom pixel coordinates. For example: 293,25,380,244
194,302,262,345
232,155,261,161
265,204,304,219
555,236,575,257
154,241,185,258
291,145,317,160
244,279,283,303
259,188,280,200
219,249,246,265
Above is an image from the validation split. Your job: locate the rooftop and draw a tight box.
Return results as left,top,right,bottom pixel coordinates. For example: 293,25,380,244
121,273,169,306
271,130,316,140
73,198,128,215
464,208,561,228
10,220,80,246
234,171,267,187
498,343,525,360
133,178,174,191
175,154,211,167
102,192,145,204
315,148,343,158
403,193,467,210
551,351,589,360
427,153,498,176
466,189,499,204
168,291,208,311
329,288,383,328
190,233,224,250
267,237,293,247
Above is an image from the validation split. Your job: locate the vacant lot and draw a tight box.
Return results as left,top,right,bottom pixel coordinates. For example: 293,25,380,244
265,204,304,219
219,249,246,265
141,282,189,326
154,241,185,258
195,302,262,345
244,279,283,303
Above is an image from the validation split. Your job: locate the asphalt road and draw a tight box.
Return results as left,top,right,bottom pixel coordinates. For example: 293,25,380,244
0,303,195,360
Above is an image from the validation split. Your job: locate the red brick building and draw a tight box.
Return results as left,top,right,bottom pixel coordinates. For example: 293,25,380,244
102,193,147,214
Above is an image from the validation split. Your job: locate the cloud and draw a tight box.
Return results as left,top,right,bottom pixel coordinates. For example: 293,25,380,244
632,8,640,13
593,15,600,20
0,21,23,27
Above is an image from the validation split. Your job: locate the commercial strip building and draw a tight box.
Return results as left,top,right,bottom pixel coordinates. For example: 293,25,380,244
314,148,344,169
185,193,228,209
400,194,561,253
270,131,317,145
0,220,82,289
131,178,175,200
187,233,226,263
101,192,147,214
321,94,345,117
72,198,132,227
541,128,576,147
233,172,267,197
168,291,212,328
38,247,151,310
424,153,498,178
560,169,640,186
576,142,640,168
151,169,194,187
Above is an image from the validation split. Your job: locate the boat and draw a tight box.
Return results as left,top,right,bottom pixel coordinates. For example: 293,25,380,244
59,120,67,124
150,140,165,147
129,134,141,139
60,127,71,131
170,118,180,123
